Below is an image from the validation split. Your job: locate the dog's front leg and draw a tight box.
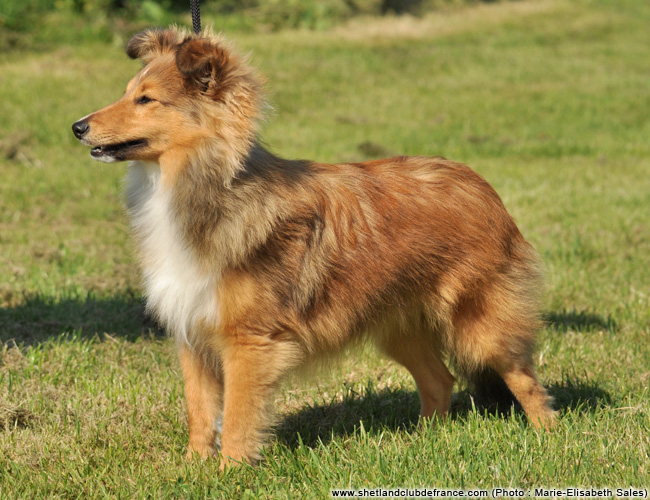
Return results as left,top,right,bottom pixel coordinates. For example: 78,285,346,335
218,334,301,468
178,344,223,459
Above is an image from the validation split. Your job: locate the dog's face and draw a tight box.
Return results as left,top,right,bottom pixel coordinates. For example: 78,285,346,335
72,52,190,163
72,29,262,165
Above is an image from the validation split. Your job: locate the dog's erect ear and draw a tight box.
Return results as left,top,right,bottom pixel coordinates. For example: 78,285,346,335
126,29,180,63
175,38,234,97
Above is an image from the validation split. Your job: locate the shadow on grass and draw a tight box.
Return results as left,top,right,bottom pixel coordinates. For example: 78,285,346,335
547,375,613,412
544,309,616,333
276,375,613,449
0,291,163,346
276,387,421,449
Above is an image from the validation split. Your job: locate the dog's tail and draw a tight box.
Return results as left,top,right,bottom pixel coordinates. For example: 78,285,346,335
466,366,518,408
442,238,549,417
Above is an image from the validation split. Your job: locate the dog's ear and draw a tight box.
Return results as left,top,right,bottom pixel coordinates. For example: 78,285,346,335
126,29,180,63
175,38,234,97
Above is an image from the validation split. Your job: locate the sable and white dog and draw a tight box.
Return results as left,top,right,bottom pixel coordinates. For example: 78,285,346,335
72,27,555,466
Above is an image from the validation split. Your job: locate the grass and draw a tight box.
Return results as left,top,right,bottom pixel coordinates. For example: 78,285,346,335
1,0,650,497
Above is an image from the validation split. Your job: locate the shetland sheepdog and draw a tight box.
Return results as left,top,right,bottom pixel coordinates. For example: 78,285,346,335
72,27,555,466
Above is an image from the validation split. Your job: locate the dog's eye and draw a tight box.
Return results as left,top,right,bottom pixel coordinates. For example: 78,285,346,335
136,95,154,105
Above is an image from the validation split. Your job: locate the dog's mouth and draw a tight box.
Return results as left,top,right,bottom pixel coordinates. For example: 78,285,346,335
90,139,148,163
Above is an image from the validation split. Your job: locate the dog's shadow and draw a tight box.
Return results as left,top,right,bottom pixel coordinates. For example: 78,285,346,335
0,291,162,346
275,375,613,449
544,309,616,334
275,387,421,449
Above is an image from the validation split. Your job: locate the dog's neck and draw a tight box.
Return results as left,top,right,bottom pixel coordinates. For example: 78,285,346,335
165,140,301,268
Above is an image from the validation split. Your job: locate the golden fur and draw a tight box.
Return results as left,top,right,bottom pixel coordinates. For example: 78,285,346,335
72,27,555,466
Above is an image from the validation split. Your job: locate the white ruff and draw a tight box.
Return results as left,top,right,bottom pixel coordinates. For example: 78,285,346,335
125,161,220,346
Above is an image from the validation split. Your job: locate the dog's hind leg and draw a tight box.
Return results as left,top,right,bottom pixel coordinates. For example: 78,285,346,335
378,332,455,420
495,362,556,429
179,344,223,458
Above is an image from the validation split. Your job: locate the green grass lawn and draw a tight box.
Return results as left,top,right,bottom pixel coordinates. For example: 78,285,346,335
1,0,649,497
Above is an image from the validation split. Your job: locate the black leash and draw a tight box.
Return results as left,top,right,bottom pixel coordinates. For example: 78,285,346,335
190,0,201,34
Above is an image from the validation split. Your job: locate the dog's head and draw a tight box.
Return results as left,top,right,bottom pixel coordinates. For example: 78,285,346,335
72,28,263,167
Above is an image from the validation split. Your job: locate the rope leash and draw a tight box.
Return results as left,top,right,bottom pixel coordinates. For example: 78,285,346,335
190,0,201,34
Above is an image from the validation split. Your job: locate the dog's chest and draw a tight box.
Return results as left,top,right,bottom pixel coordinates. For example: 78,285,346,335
125,162,220,344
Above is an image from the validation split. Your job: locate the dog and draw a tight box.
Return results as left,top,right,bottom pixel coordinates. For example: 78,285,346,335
72,27,555,466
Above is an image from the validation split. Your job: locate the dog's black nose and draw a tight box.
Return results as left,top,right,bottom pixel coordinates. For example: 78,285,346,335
72,120,89,139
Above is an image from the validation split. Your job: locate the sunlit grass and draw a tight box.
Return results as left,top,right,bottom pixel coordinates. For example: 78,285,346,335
1,0,649,497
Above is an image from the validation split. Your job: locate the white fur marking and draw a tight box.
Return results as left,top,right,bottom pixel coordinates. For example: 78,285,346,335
125,161,220,346
93,154,118,163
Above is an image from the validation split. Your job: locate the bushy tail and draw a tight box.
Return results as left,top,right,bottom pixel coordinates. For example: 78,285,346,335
467,367,518,408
